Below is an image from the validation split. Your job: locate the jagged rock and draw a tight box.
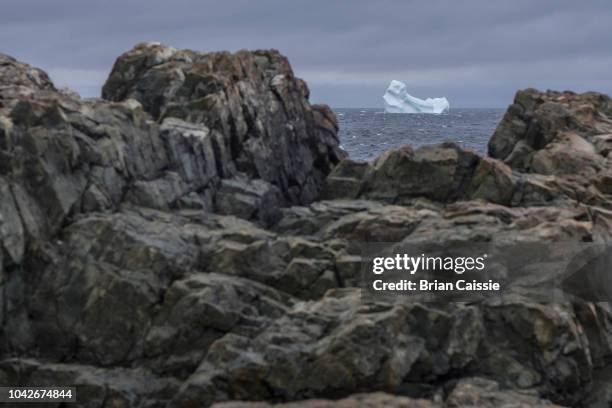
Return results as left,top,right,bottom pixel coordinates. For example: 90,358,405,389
321,143,521,206
3,47,612,408
102,42,345,208
530,131,602,176
321,159,370,199
466,157,516,204
159,117,219,208
0,177,25,265
489,89,612,171
363,143,479,203
169,288,600,406
203,232,339,299
125,171,191,210
145,272,294,377
0,53,55,112
215,176,283,225
171,290,429,404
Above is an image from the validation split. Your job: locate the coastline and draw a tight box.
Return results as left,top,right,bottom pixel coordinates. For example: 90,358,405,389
1,43,612,407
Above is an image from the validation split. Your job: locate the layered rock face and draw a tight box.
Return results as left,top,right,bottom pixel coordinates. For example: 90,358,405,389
2,45,612,407
102,43,345,221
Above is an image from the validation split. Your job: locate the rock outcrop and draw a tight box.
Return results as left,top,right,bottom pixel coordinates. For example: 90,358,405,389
102,43,345,217
2,44,612,407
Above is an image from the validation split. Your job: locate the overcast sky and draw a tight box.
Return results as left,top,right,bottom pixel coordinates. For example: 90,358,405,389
2,0,612,108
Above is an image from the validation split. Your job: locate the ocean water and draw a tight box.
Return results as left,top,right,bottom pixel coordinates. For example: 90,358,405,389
335,108,505,161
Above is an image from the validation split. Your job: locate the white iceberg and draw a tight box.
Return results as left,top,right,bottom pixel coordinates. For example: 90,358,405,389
383,80,449,114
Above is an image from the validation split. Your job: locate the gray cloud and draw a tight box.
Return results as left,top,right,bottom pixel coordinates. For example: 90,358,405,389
1,0,611,107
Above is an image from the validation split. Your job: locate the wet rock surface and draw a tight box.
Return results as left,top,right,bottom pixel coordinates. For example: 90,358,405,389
2,45,612,407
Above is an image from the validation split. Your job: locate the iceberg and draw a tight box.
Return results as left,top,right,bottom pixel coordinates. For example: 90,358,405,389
383,80,449,114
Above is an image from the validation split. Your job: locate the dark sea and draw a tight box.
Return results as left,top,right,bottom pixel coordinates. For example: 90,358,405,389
335,108,505,161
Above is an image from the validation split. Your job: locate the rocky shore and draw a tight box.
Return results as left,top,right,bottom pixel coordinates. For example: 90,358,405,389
2,43,612,407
